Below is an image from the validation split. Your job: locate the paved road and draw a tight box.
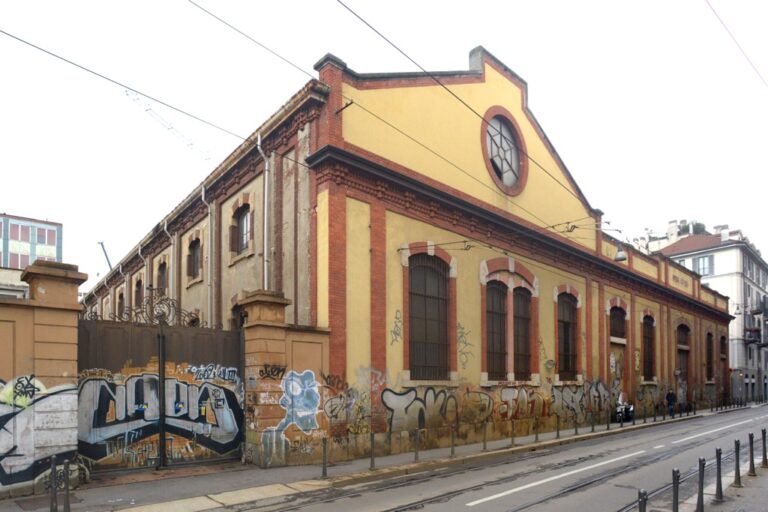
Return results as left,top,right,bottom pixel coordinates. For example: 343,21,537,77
248,407,768,512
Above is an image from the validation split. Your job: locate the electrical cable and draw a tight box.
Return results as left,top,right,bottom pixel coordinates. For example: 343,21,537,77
185,1,594,240
705,0,768,90
335,0,590,203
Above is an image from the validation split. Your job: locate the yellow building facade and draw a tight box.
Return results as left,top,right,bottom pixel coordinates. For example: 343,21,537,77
85,48,730,457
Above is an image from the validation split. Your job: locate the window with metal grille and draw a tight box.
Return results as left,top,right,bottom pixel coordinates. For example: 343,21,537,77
610,306,626,339
514,287,532,381
409,254,449,381
677,324,690,382
117,292,125,318
643,316,654,379
557,293,577,381
187,239,202,279
157,263,167,296
134,279,143,307
486,281,507,381
706,332,714,380
230,205,251,255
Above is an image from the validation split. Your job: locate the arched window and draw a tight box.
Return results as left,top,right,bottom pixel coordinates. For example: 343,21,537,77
486,281,507,381
610,306,626,339
157,262,167,296
231,205,251,255
117,292,125,318
409,254,449,381
187,239,201,280
706,332,714,381
134,279,143,307
720,335,728,357
676,324,690,382
557,293,578,381
643,316,654,379
514,287,532,381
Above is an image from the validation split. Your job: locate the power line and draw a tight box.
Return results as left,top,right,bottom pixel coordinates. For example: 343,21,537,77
335,0,589,204
185,1,593,238
0,29,247,141
705,0,768,90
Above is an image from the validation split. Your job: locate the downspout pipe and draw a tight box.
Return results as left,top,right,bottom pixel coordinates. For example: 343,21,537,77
118,263,126,316
201,185,214,323
138,245,148,301
257,134,270,291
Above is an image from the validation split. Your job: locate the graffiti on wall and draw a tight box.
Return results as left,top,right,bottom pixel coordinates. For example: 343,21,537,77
381,387,459,432
390,310,403,345
261,370,321,466
457,323,474,370
78,361,244,469
1,376,77,491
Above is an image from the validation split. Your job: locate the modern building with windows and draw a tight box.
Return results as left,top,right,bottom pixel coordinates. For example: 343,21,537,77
0,213,62,298
83,48,731,452
660,223,767,401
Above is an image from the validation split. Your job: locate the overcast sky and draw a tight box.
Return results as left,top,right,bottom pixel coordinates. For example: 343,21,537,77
2,1,767,292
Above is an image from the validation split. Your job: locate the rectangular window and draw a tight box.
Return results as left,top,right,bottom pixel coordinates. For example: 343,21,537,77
20,225,29,242
10,223,19,240
20,254,29,268
643,317,654,379
47,229,56,245
9,253,19,269
37,227,46,244
693,255,713,276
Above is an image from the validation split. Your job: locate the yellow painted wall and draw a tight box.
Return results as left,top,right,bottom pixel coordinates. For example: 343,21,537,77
632,255,658,280
668,267,694,296
316,189,329,328
346,198,371,380
342,61,595,251
180,217,209,323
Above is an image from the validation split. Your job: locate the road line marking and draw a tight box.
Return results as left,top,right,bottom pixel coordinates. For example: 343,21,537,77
671,419,753,444
465,450,646,507
653,445,664,449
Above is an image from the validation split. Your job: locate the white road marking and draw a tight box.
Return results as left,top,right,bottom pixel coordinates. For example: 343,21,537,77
671,419,754,444
653,445,665,449
465,450,646,507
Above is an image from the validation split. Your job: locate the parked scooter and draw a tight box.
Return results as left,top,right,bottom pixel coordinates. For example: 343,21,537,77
613,392,634,422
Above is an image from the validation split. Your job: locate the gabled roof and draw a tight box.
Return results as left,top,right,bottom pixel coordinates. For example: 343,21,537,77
660,234,725,256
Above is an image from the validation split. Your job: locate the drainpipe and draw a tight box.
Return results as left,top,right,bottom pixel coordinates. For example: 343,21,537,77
201,185,214,323
118,263,127,316
257,134,270,291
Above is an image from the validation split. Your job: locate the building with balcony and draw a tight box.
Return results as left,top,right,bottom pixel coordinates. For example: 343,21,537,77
0,213,63,298
82,48,731,453
660,224,767,401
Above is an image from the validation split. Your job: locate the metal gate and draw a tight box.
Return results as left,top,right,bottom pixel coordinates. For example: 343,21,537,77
77,295,243,471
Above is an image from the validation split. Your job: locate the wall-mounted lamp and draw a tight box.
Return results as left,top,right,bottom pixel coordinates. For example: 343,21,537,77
614,243,627,262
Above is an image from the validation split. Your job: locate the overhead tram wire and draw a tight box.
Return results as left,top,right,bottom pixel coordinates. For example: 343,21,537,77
0,28,314,174
185,1,593,240
705,0,768,90
335,0,587,204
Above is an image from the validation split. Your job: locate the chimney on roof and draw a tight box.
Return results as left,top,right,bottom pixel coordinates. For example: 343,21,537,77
667,220,678,240
715,224,729,242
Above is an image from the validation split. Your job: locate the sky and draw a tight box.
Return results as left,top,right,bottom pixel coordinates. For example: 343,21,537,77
1,1,767,293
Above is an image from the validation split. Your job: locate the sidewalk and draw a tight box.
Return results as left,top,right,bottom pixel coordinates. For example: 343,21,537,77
0,404,760,512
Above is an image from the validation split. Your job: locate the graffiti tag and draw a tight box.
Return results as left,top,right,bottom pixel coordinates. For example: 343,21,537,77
390,310,403,345
258,364,286,381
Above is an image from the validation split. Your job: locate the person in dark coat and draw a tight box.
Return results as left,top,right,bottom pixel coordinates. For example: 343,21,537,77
666,389,677,418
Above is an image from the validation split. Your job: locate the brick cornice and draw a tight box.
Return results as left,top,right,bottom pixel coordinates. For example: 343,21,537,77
306,144,731,323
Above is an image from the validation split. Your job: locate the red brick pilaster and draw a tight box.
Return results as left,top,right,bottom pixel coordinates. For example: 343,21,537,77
369,202,386,431
328,181,346,376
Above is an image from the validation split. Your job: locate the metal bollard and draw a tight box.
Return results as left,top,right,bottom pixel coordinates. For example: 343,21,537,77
574,412,579,436
748,432,757,476
762,428,767,468
632,409,636,426
510,419,515,448
662,403,666,421
534,417,539,442
49,455,57,512
620,410,624,428
653,403,657,422
638,489,648,512
672,468,680,512
413,430,420,462
715,447,723,501
63,460,71,512
556,414,560,439
696,457,705,512
451,425,456,458
693,401,696,415
483,420,488,451
734,439,743,487
606,409,610,431
321,437,328,479
591,411,595,433
643,403,647,424
369,431,375,471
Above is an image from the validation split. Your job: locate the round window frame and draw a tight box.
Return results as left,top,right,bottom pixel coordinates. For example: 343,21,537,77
480,106,529,196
